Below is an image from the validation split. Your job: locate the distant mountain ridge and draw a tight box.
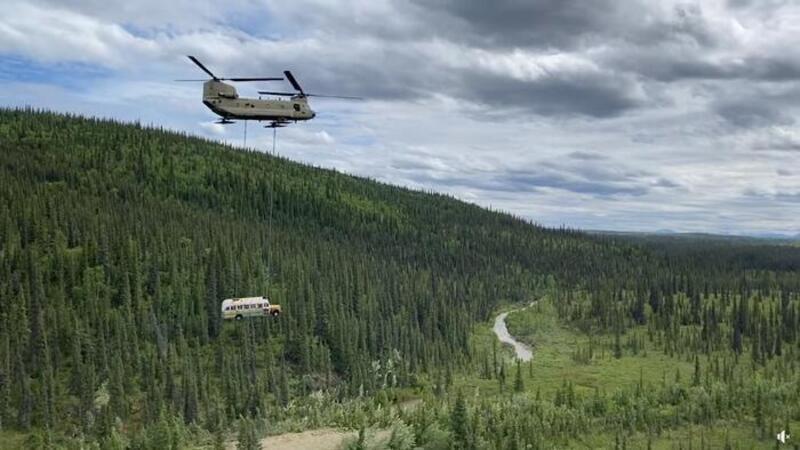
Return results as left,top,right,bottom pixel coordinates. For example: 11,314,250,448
589,229,800,243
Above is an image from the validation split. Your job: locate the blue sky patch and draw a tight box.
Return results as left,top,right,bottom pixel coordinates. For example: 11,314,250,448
0,54,113,90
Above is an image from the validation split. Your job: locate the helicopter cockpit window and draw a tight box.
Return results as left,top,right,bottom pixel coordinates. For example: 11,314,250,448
293,104,301,112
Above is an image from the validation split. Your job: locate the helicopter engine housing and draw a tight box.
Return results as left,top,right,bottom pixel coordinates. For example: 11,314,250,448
203,80,238,100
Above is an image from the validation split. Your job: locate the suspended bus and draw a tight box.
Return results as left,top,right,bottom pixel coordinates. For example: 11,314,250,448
221,296,281,320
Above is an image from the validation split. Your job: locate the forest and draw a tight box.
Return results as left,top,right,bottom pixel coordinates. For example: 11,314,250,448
0,108,799,449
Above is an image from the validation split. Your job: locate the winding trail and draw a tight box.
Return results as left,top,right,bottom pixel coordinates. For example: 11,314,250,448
492,301,537,361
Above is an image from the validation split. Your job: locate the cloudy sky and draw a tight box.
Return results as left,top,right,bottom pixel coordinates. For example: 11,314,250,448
1,0,799,235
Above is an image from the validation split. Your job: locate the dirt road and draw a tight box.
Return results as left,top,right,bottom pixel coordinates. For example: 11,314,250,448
226,427,390,450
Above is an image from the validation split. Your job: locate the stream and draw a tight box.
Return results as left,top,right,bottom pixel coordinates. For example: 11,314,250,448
492,302,536,361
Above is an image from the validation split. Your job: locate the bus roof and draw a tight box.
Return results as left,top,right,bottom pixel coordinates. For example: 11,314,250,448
221,296,268,304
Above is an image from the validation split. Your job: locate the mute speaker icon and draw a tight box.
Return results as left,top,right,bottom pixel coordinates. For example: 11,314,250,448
777,430,790,444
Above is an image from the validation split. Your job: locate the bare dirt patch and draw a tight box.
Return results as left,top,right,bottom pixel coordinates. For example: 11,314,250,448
226,427,390,450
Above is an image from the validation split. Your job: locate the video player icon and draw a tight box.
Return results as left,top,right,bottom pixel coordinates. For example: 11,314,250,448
777,430,790,444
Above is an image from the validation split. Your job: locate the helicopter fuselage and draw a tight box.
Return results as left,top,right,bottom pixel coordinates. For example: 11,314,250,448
202,80,315,122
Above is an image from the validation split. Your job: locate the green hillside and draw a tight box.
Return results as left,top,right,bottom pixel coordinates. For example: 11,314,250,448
1,109,799,448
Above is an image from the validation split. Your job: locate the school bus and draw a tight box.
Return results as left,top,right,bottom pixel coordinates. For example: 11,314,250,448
221,296,281,320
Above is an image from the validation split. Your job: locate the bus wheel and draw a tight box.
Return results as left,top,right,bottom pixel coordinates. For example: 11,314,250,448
271,310,280,317
235,315,243,321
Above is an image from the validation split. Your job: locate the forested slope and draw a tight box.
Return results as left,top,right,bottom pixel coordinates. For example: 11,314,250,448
1,109,799,448
0,109,640,440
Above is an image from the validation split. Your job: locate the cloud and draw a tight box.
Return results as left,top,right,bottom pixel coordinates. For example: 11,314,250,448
200,121,226,135
744,188,800,203
412,0,631,49
28,0,264,30
654,178,682,189
501,170,650,197
456,57,644,118
567,151,607,161
751,127,800,152
390,151,675,199
1,0,799,234
0,2,160,67
287,129,336,146
406,0,727,52
714,100,794,128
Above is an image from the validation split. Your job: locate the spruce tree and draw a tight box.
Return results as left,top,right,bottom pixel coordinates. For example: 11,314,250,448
514,360,524,392
450,391,469,450
236,417,259,450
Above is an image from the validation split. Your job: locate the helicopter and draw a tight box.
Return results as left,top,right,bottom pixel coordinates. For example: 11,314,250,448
181,55,360,128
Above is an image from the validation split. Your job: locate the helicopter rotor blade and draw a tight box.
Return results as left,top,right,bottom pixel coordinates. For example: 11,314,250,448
284,70,304,94
257,91,297,96
306,94,363,100
187,55,217,80
258,90,362,100
224,77,284,82
185,56,281,82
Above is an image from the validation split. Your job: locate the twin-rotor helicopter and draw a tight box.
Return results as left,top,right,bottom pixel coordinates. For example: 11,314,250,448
179,55,360,128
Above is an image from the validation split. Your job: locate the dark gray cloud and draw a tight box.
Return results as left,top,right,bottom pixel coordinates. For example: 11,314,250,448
391,152,674,199
411,0,718,51
714,100,794,128
709,83,800,130
568,151,607,161
252,53,644,119
502,170,649,196
413,0,629,49
744,189,800,203
408,170,650,197
745,57,800,82
763,139,800,152
612,50,800,83
727,0,791,10
264,0,800,121
654,178,680,188
751,127,800,152
777,192,800,202
254,0,768,120
457,68,642,118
